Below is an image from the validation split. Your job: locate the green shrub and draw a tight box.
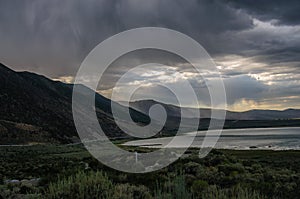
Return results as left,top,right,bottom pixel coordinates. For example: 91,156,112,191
112,183,152,199
201,184,266,199
154,173,192,199
46,171,113,199
191,180,209,196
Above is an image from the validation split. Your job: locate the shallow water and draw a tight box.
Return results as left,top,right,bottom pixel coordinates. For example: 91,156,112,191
123,127,300,150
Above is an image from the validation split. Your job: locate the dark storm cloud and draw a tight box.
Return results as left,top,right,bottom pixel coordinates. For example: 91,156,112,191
228,0,300,25
0,0,300,110
256,47,300,65
0,0,253,77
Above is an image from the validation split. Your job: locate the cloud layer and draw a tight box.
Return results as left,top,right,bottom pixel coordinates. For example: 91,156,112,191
0,0,299,110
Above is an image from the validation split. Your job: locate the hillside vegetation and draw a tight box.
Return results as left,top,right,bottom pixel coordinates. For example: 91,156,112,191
0,145,299,198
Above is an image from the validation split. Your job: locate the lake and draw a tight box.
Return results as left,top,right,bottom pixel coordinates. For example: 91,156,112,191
123,127,300,150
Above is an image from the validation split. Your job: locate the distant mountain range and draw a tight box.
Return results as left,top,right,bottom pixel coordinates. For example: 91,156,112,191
0,63,299,145
125,100,300,134
127,100,300,120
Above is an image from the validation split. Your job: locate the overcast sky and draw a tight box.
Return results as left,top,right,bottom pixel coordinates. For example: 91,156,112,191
0,0,300,111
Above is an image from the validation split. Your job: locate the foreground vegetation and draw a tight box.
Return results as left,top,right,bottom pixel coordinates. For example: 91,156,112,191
0,144,299,198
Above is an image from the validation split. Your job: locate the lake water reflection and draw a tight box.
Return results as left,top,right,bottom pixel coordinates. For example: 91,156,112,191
123,127,300,150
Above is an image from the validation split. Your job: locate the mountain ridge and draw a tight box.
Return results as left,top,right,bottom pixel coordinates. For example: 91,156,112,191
1,63,300,145
0,63,149,144
125,99,300,120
